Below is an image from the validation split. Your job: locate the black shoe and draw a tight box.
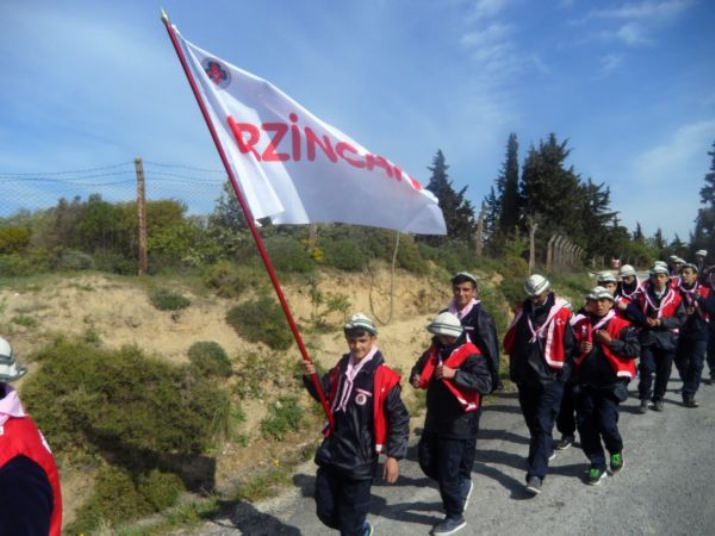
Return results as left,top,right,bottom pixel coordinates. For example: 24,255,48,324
554,434,575,450
652,400,664,412
704,377,713,386
638,400,649,414
683,396,700,408
585,466,607,486
610,452,624,474
525,475,542,495
431,515,466,535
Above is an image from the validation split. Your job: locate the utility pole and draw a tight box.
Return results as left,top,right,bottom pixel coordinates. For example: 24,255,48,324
135,157,148,275
475,202,486,257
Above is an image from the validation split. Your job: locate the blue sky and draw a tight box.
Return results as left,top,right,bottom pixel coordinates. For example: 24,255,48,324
1,0,713,242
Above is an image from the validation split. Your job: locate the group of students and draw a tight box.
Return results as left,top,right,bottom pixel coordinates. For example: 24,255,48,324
302,255,715,536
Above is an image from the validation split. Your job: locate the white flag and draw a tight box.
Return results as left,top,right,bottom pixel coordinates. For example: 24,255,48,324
175,29,446,235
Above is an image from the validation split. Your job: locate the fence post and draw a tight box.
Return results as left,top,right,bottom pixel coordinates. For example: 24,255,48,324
135,157,148,276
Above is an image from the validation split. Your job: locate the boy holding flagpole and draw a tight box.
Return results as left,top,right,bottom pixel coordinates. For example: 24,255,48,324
303,314,409,536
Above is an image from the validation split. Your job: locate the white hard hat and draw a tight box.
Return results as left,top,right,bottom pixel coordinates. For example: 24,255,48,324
427,312,463,338
587,286,615,302
619,264,637,277
0,337,27,382
597,271,617,284
343,313,378,335
695,249,707,257
524,274,550,297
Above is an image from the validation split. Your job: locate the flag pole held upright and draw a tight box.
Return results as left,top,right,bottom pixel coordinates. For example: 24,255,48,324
160,11,333,427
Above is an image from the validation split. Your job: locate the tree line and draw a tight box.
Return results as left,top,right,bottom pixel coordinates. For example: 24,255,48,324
423,133,713,267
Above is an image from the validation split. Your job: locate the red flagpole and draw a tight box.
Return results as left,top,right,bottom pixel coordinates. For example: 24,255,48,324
160,11,333,427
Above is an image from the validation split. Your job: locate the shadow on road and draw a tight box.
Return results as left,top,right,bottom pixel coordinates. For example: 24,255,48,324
478,427,530,445
207,499,302,536
370,494,443,527
482,404,524,416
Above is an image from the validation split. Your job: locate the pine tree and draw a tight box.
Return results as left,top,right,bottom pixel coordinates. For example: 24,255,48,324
498,133,521,233
693,141,715,254
519,134,582,239
425,150,476,244
633,222,645,243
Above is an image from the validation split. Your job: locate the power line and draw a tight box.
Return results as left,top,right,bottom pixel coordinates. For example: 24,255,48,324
142,160,225,174
0,161,132,177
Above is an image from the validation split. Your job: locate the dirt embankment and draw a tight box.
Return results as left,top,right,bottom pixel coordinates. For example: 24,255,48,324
0,268,471,522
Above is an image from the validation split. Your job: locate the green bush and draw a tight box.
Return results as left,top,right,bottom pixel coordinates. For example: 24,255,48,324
260,396,303,440
226,297,293,350
92,249,137,275
22,339,230,459
188,341,232,378
66,466,185,534
396,235,429,274
202,260,264,298
54,248,95,271
139,469,185,511
67,465,154,534
321,238,366,271
150,288,191,311
0,226,31,253
0,251,52,276
264,235,314,273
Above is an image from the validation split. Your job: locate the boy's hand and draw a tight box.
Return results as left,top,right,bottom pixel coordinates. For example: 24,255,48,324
436,365,456,380
382,457,399,483
410,375,421,388
580,340,593,353
593,330,612,344
302,361,316,376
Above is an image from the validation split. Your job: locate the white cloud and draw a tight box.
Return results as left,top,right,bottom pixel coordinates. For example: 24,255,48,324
466,0,513,21
573,0,694,48
588,0,694,20
616,22,652,44
600,53,624,74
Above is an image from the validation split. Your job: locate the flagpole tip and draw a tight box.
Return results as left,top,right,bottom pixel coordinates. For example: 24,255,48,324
160,8,169,23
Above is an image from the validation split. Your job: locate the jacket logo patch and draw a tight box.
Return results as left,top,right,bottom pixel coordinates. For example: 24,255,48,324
355,388,372,406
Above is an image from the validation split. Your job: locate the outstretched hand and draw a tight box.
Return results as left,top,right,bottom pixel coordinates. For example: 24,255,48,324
382,457,399,483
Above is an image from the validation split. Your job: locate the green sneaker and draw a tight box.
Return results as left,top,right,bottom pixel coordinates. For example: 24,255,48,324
610,452,624,474
586,466,607,485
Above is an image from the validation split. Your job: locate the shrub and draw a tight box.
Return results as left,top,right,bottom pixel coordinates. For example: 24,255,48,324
202,260,264,298
396,235,429,274
92,249,137,275
226,297,293,350
188,341,232,378
0,251,52,276
321,238,366,271
66,465,154,534
54,248,95,271
66,466,185,534
139,469,185,511
260,396,303,440
0,226,31,253
150,288,191,311
264,235,314,273
22,339,230,459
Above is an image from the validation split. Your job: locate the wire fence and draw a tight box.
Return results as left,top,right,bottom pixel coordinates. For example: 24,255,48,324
0,159,228,220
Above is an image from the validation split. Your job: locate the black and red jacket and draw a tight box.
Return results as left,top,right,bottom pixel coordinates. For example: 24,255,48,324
0,413,62,536
572,312,640,386
410,337,492,439
304,351,409,480
630,283,685,350
679,281,715,340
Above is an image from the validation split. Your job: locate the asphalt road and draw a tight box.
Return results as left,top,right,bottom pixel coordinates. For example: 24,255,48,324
197,375,715,536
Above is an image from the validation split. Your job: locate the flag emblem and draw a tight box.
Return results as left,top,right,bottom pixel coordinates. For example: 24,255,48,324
202,59,230,88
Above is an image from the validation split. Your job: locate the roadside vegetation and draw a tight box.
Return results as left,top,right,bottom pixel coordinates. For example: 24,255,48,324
1,138,707,533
